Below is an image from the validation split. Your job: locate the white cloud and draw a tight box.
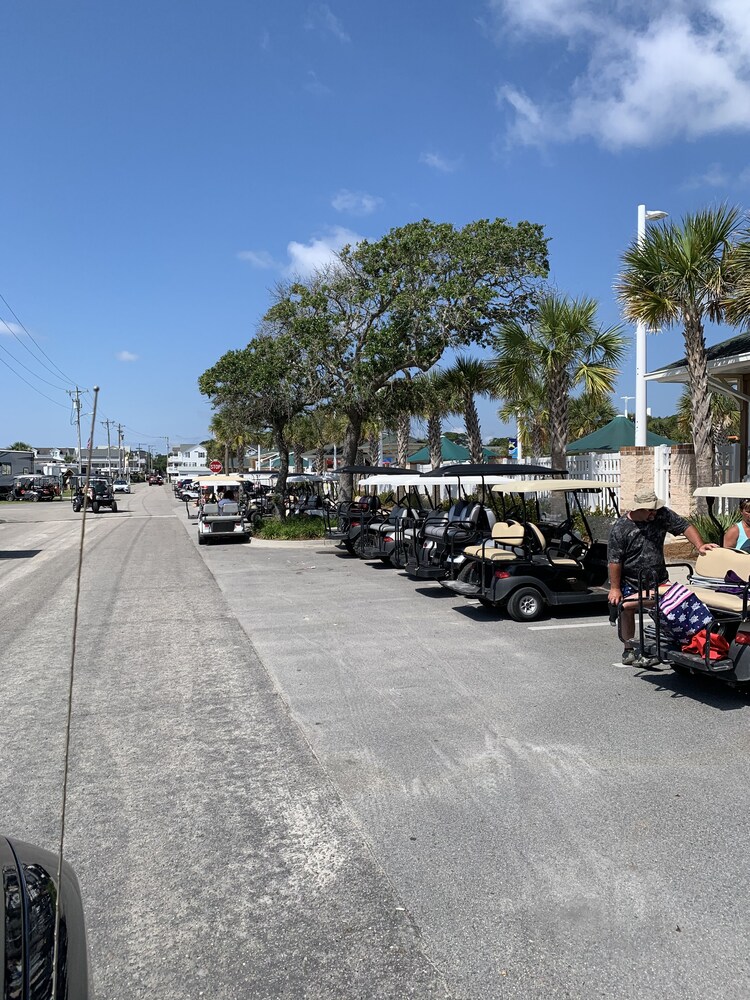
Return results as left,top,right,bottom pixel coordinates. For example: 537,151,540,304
116,350,139,362
304,69,331,97
286,226,362,278
491,0,750,149
306,4,350,42
237,249,279,268
331,188,383,215
682,162,730,189
419,151,461,173
0,320,24,337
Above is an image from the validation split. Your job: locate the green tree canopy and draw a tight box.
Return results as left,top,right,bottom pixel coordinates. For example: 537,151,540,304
265,217,548,494
8,441,33,451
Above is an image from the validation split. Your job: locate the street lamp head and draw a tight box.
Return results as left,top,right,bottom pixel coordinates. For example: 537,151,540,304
645,210,668,221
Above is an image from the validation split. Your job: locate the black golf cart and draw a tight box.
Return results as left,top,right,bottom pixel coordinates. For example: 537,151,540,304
72,476,118,513
404,464,561,582
440,478,618,620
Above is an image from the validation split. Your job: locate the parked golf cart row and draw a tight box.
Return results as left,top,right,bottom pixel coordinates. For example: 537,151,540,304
338,468,750,691
4,474,62,501
338,465,611,621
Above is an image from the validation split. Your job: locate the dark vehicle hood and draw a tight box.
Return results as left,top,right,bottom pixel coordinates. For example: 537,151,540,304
1,836,90,998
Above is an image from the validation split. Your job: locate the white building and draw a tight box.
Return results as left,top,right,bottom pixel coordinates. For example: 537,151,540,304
167,444,210,481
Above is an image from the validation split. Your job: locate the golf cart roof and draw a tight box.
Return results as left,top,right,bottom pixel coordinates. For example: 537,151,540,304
432,463,567,477
196,475,243,487
359,472,518,488
339,465,412,475
694,483,750,500
492,478,618,494
287,474,338,483
240,470,279,478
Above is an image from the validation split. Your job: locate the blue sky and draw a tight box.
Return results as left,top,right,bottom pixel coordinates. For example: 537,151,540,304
2,0,750,451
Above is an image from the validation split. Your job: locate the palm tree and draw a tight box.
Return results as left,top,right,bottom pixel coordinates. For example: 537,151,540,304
375,376,419,467
443,355,494,464
413,369,452,469
490,293,626,471
497,385,549,459
676,387,739,456
568,392,617,441
617,205,742,495
305,406,347,474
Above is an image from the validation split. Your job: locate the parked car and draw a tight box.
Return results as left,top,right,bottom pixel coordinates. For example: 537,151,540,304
148,474,164,486
1,834,91,997
113,478,131,494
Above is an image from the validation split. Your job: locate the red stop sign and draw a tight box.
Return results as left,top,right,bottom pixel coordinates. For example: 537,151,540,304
209,460,223,473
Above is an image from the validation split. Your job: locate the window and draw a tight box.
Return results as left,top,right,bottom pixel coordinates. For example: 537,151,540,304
0,463,10,475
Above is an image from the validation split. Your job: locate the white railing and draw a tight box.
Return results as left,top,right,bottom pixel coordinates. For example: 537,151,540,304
653,445,671,509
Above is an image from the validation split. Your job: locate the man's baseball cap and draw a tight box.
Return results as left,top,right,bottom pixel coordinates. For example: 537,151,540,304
631,489,664,510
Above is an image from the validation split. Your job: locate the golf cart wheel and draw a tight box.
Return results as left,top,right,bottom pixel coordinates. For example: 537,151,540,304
198,531,206,545
506,587,545,622
30,493,39,502
92,501,100,513
343,539,357,556
111,500,118,513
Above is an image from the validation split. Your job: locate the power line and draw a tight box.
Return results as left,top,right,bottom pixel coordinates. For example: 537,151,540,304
0,351,69,409
0,290,78,386
0,335,71,391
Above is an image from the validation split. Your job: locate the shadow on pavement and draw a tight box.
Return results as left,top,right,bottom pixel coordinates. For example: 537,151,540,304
0,549,41,559
638,669,750,712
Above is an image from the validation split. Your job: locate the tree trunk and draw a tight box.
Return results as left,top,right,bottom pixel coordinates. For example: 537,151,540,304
548,374,569,473
236,442,244,473
340,415,363,500
427,414,442,470
315,446,325,475
684,314,714,511
464,395,483,464
274,425,290,519
223,442,230,472
294,444,304,474
397,412,410,468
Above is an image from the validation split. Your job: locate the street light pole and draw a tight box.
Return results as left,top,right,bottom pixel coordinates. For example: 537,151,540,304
634,204,668,446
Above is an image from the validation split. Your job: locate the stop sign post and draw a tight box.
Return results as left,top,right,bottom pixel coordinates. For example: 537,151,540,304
209,460,223,473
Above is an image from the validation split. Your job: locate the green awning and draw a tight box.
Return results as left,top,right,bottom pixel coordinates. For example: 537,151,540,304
566,416,674,454
407,435,495,463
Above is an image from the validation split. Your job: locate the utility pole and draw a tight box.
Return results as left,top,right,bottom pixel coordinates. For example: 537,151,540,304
117,424,124,476
101,419,115,476
67,387,84,474
164,437,170,481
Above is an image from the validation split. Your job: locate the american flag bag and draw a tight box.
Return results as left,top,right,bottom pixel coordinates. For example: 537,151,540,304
657,582,713,644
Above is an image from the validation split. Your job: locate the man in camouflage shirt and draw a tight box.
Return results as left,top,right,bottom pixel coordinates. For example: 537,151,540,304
608,489,717,666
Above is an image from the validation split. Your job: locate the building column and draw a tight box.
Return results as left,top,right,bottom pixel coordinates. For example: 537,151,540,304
740,374,750,481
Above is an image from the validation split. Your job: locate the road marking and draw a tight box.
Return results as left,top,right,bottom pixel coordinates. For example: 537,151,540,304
527,622,611,631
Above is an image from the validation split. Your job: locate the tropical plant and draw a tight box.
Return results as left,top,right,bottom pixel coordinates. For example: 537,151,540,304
617,205,742,499
375,376,417,467
568,392,617,441
497,384,549,458
8,441,33,452
413,368,452,469
675,386,739,454
443,355,494,463
490,293,626,471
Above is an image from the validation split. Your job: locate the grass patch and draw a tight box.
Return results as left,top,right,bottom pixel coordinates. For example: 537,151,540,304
255,515,327,540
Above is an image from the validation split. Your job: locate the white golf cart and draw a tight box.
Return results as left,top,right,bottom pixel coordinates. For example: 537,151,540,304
195,475,251,545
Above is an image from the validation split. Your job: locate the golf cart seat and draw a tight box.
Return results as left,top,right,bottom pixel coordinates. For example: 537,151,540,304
526,522,581,567
683,547,750,617
463,520,525,560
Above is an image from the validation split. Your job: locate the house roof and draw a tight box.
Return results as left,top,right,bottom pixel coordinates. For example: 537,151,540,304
646,331,750,384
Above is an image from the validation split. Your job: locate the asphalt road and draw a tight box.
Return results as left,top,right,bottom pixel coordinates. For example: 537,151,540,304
2,488,750,999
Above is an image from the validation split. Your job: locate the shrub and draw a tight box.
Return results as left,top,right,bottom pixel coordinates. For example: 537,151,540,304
689,510,738,546
255,515,327,540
